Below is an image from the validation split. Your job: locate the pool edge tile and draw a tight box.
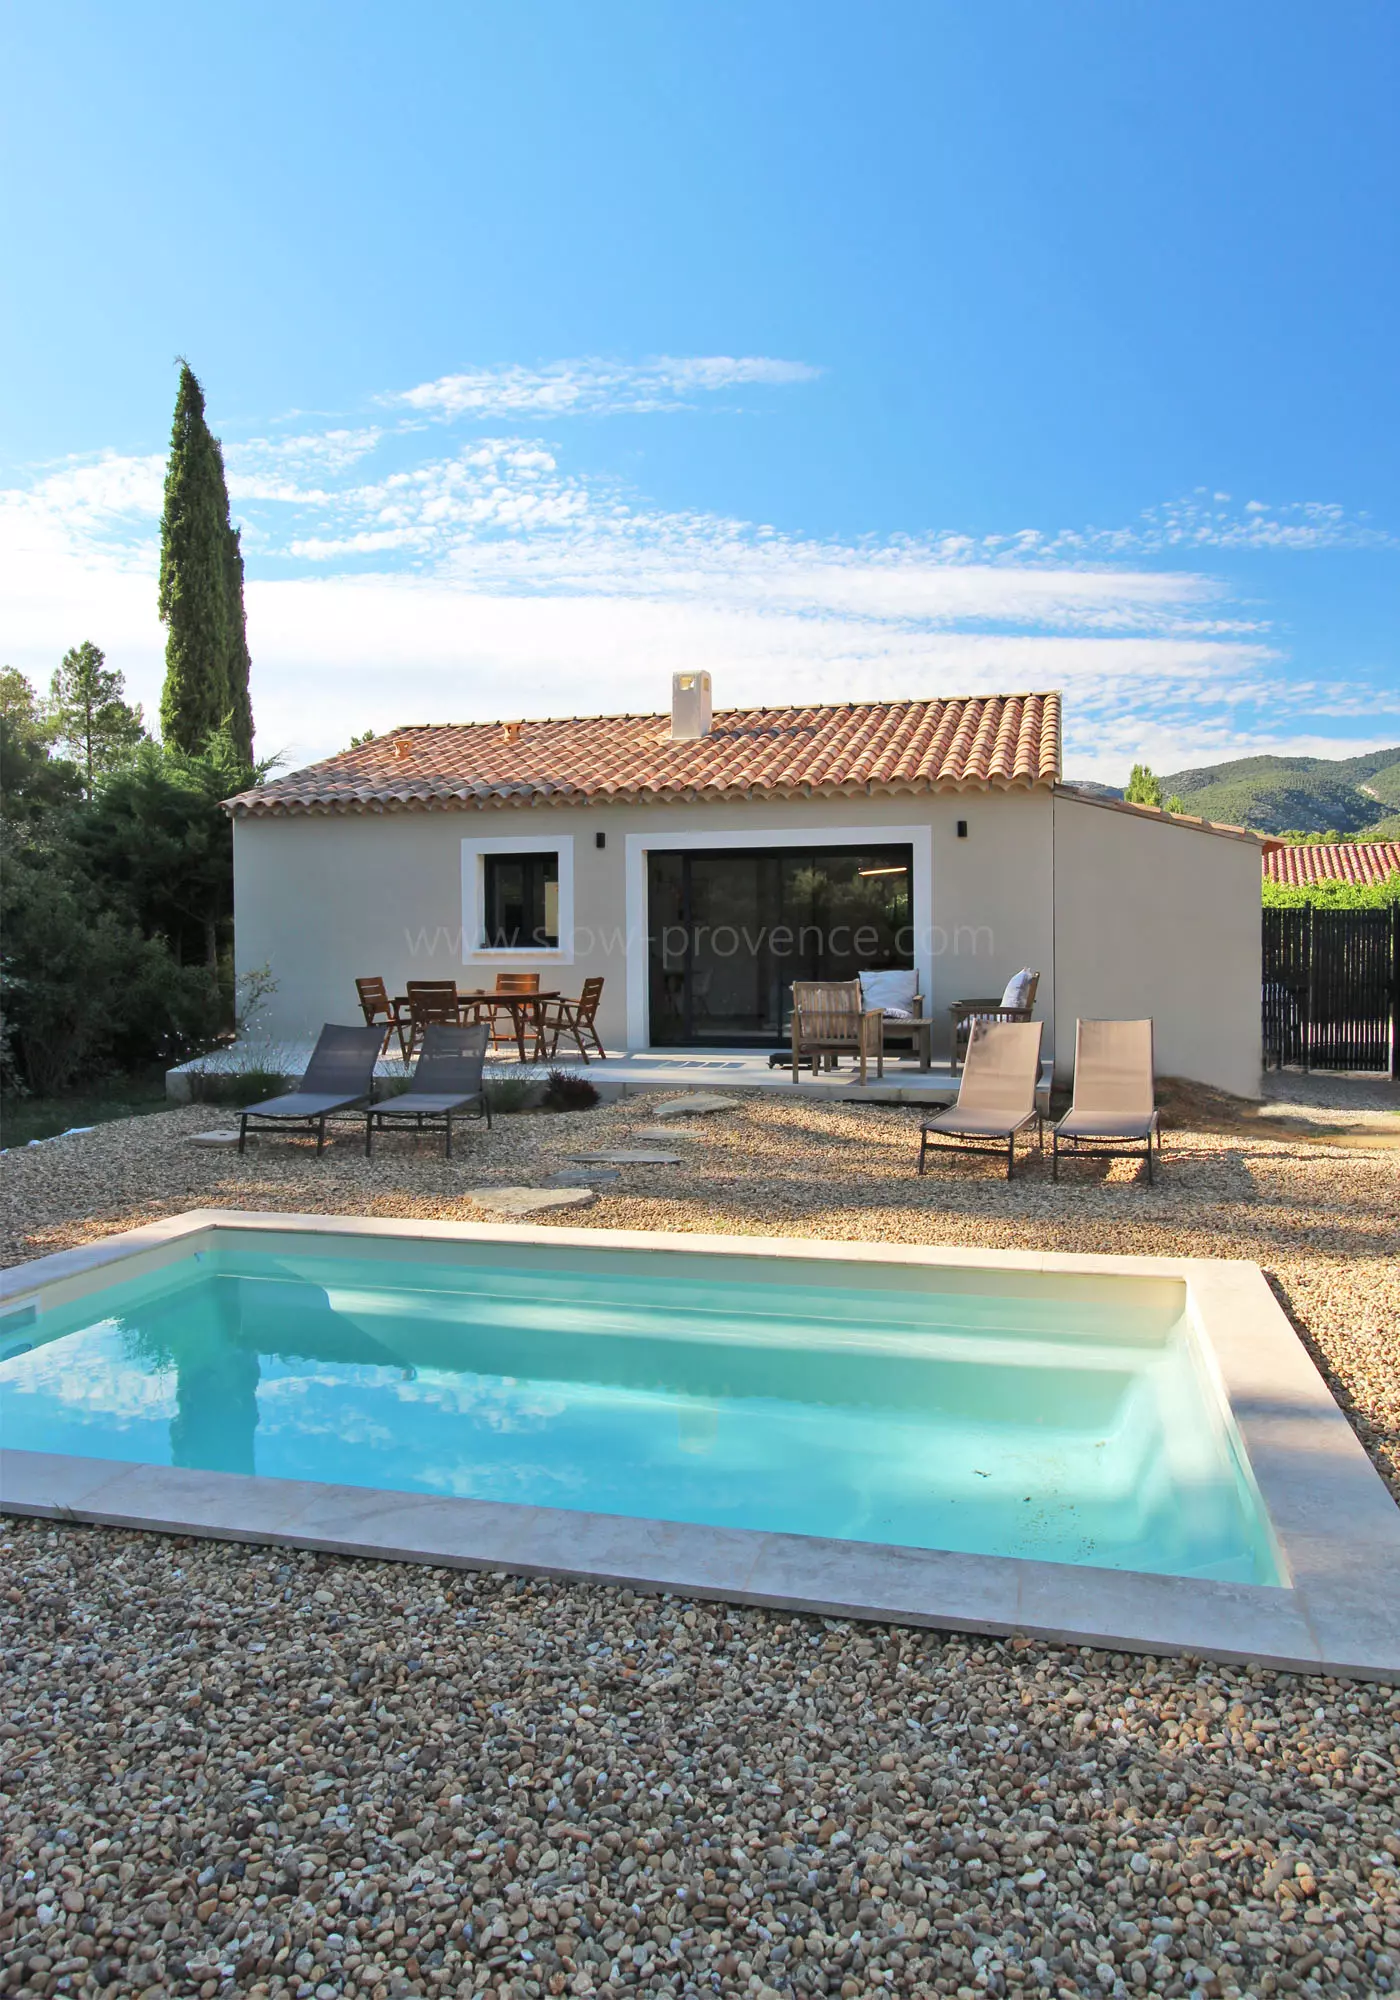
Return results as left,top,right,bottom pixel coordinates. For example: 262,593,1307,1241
743,1533,1021,1632
1012,1557,1323,1671
0,1452,315,1540
0,1448,148,1515
5,1452,1398,1678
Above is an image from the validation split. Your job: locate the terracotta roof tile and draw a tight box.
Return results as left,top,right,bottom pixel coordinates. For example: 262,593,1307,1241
227,692,1063,817
1264,841,1400,889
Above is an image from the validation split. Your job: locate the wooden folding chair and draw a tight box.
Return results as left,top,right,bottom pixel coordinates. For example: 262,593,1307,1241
538,976,606,1062
404,980,461,1058
355,975,410,1059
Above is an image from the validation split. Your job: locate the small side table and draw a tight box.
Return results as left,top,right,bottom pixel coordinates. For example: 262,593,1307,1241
882,1017,935,1070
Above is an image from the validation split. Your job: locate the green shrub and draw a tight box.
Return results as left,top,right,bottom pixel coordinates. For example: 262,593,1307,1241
1263,870,1400,910
486,1075,538,1114
0,849,222,1096
187,1065,288,1107
0,695,252,1094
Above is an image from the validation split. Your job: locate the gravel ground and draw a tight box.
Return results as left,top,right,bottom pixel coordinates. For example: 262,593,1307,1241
4,1523,1400,2000
3,1093,1400,2000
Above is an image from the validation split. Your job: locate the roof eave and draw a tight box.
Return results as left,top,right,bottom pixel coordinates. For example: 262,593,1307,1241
1052,784,1271,846
225,771,1062,818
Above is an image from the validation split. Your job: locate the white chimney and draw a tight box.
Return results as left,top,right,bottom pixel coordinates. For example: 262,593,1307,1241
670,670,713,740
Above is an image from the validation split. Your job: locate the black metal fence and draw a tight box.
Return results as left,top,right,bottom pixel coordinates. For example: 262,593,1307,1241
1263,905,1400,1075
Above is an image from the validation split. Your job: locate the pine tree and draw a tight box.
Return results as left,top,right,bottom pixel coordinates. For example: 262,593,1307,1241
49,641,145,791
0,666,80,821
158,362,254,754
0,666,56,741
222,523,254,764
1124,762,1164,808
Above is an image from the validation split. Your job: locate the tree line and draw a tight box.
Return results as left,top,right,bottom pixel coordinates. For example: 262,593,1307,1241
1,363,258,1098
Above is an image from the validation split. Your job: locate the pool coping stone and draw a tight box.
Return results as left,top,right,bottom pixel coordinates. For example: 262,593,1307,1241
3,1208,1399,1681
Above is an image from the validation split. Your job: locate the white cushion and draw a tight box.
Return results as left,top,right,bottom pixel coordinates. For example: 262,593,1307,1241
999,968,1035,1009
859,969,919,1020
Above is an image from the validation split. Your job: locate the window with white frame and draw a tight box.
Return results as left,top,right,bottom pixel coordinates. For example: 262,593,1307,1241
461,834,574,961
483,852,559,948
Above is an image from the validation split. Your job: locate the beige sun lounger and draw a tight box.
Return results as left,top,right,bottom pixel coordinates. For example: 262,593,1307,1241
917,1019,1044,1180
1052,1018,1161,1184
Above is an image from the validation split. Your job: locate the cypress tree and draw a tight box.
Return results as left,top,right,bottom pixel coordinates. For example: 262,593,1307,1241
158,362,254,755
222,523,255,765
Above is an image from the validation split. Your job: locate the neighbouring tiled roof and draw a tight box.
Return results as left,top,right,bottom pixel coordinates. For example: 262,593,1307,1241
226,693,1063,816
1264,840,1400,888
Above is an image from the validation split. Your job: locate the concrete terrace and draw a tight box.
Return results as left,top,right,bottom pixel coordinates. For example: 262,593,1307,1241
166,1043,1055,1110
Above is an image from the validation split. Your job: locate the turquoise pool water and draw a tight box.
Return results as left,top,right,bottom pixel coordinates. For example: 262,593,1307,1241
0,1240,1280,1583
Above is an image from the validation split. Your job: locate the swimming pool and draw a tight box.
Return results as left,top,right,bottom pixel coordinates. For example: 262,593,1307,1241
1,1225,1278,1584
5,1212,1399,1677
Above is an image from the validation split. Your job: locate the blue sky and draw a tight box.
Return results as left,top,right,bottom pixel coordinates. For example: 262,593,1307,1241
1,1,1397,779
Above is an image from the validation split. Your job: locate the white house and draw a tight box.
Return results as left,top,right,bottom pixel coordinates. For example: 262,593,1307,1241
225,678,1265,1095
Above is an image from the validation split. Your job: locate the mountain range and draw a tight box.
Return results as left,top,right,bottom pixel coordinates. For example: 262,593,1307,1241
1068,747,1400,837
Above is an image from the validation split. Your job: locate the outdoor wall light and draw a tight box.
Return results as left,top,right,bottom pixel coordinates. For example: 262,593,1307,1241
595,830,606,849
957,820,968,839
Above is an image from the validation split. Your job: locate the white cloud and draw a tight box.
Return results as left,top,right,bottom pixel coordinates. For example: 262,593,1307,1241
1048,489,1396,557
238,583,1287,777
392,354,821,419
0,450,165,576
224,427,383,502
1,387,1395,784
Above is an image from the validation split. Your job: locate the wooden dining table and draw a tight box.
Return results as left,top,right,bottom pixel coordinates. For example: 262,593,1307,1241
396,991,559,1063
462,989,560,1064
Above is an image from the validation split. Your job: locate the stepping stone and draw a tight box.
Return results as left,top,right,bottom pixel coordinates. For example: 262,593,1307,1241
465,1186,597,1218
631,1125,707,1143
186,1130,250,1148
566,1150,683,1166
544,1167,621,1188
650,1094,741,1119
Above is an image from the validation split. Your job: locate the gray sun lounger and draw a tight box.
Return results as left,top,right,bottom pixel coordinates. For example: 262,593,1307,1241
364,1022,492,1158
917,1019,1044,1180
238,1023,386,1155
1052,1018,1161,1184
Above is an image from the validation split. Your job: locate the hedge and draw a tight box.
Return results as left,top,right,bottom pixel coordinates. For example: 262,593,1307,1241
1262,870,1400,910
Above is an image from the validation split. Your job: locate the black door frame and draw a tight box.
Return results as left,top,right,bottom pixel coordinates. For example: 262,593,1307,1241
647,841,916,1049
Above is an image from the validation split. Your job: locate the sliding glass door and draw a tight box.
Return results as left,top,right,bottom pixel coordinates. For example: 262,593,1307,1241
647,844,914,1047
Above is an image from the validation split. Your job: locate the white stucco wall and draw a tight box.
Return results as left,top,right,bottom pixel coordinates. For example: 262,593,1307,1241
232,789,1056,1058
1050,793,1262,1098
232,787,1262,1090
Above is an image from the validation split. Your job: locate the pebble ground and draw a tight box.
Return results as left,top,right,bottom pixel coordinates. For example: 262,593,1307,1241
3,1086,1399,2000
